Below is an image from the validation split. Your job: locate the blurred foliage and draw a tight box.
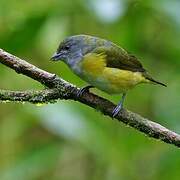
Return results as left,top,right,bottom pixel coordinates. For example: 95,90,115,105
0,0,180,179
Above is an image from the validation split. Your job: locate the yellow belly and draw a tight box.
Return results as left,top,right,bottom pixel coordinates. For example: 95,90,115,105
79,52,148,94
102,68,146,94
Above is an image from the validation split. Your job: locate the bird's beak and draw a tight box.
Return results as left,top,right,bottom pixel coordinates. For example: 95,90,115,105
51,51,64,61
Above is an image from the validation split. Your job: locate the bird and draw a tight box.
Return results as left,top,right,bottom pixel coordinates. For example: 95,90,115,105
51,35,166,117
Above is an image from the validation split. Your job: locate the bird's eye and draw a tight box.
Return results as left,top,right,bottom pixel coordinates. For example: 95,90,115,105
64,45,70,50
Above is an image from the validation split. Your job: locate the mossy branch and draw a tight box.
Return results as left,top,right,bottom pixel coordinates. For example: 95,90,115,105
0,48,180,148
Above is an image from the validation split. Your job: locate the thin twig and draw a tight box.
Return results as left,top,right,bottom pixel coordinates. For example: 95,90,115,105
0,48,179,148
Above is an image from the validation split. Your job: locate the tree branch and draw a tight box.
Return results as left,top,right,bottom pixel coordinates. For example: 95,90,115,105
0,48,179,148
0,89,60,103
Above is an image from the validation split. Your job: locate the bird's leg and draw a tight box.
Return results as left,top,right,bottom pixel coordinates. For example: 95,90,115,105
77,85,94,97
112,93,126,117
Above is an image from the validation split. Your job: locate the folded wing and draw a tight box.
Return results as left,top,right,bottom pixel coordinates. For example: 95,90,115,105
93,46,146,72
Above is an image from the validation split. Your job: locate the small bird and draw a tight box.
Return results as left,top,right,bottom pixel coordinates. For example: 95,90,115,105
51,35,166,117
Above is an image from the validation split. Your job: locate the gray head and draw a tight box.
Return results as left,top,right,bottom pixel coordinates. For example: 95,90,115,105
51,35,109,66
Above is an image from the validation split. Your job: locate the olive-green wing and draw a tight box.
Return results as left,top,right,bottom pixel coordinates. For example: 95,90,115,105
92,46,146,72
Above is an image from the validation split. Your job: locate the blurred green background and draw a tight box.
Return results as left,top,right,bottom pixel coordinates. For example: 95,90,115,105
0,0,180,179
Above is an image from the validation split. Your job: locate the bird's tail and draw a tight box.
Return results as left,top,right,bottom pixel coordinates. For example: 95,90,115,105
143,72,167,87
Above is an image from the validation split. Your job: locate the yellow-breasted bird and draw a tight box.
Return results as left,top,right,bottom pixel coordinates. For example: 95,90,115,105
51,35,166,117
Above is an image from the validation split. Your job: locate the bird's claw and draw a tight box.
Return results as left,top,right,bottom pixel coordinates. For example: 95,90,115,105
112,93,126,118
77,85,94,98
112,104,123,118
77,88,87,97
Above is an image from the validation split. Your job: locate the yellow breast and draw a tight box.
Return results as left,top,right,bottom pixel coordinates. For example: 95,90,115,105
81,52,106,77
80,52,148,94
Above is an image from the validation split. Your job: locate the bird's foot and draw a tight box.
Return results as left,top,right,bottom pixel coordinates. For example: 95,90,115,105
77,85,94,98
112,104,123,118
112,93,126,118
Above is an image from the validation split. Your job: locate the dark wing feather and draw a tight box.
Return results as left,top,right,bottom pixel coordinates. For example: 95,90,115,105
93,46,146,72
